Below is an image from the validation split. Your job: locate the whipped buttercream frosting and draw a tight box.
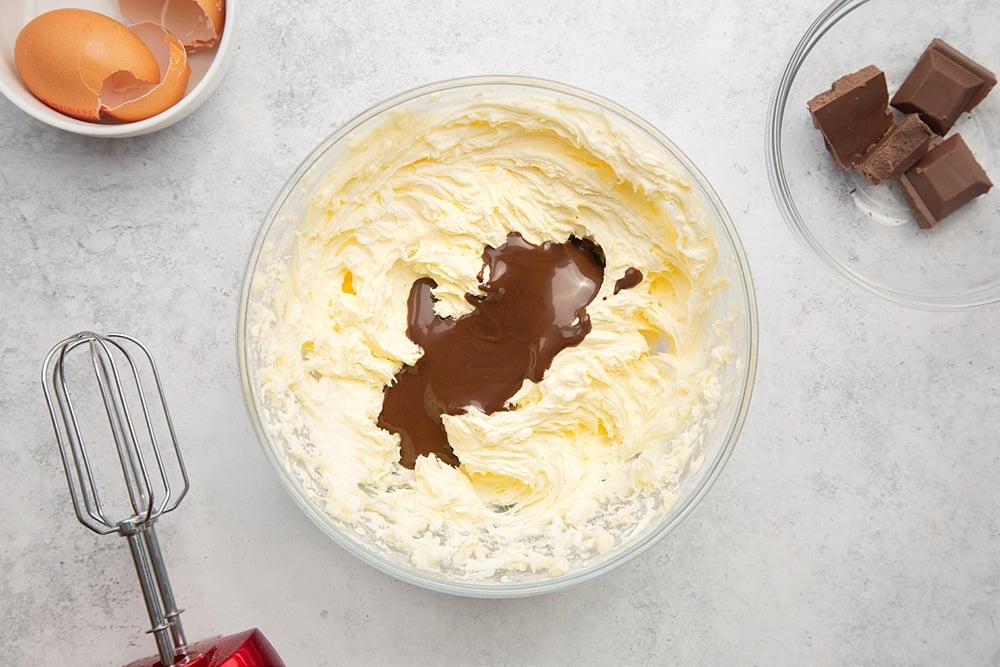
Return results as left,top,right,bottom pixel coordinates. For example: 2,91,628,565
249,84,731,580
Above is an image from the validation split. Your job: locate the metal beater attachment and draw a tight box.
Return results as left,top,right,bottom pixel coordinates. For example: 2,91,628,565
42,332,191,667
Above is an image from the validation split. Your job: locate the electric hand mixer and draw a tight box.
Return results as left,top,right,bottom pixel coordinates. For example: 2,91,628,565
42,332,286,667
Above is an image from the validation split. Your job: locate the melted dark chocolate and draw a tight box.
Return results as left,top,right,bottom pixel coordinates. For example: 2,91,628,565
378,232,644,468
614,267,643,294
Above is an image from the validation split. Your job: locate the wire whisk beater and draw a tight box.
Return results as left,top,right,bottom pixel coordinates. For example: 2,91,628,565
43,332,191,665
42,331,285,666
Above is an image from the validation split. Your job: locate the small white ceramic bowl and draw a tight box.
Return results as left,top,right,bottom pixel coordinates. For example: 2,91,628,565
0,0,237,137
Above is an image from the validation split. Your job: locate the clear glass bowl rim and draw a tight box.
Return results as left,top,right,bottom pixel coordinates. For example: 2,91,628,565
237,75,759,598
765,0,1000,310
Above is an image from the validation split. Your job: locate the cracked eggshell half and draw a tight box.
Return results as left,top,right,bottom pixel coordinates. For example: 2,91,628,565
13,8,161,121
104,22,191,122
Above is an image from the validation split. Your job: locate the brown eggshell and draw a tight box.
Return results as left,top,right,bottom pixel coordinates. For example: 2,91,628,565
119,0,225,51
105,22,191,122
14,9,161,121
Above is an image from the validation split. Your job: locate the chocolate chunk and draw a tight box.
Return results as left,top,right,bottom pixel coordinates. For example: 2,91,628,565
808,65,894,170
891,38,997,135
898,134,993,229
856,114,935,185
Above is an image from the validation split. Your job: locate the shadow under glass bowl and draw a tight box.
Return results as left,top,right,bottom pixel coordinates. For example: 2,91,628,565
238,76,758,598
766,0,1000,310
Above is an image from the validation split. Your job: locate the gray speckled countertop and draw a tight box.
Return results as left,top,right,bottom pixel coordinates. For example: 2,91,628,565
2,1,999,665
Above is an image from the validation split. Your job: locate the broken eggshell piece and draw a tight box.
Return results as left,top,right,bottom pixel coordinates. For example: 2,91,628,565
105,22,191,123
119,0,225,51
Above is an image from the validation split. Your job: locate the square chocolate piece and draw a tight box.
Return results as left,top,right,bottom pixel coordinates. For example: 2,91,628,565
891,38,997,135
808,65,894,170
898,134,993,229
856,114,935,185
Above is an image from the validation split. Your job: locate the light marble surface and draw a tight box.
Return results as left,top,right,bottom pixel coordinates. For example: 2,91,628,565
2,1,999,665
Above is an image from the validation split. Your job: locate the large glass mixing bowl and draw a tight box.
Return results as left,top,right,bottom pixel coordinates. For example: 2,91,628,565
238,76,758,597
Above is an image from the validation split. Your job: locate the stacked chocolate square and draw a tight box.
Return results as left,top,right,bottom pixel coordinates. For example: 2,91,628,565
808,39,995,228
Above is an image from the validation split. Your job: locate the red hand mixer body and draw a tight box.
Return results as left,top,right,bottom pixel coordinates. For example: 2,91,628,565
42,332,285,667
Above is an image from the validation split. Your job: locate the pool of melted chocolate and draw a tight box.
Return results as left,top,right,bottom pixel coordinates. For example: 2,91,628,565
378,232,641,468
